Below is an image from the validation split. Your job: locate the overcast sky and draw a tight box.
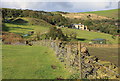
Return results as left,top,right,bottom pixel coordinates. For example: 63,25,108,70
1,0,119,12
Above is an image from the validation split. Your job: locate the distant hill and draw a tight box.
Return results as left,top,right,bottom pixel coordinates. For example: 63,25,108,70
62,9,119,20
62,13,111,20
82,9,119,19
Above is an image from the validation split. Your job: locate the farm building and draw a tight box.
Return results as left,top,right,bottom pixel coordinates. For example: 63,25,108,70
72,23,88,30
91,38,106,44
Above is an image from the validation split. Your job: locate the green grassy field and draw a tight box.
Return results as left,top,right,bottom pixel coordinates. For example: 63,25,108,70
5,17,50,36
2,45,72,79
5,23,49,35
83,9,119,19
62,28,118,44
88,47,118,66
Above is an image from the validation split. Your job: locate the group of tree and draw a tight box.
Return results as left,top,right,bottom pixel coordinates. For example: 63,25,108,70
2,8,69,26
36,26,67,41
47,27,67,40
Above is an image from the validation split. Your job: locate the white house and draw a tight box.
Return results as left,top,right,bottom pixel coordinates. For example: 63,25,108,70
72,23,88,30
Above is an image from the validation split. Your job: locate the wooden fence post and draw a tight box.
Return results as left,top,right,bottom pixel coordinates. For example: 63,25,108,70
78,42,82,79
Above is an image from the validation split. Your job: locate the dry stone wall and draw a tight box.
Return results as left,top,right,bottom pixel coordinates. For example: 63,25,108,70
30,40,119,79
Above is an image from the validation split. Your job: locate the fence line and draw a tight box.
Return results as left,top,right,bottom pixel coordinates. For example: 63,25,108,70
30,40,119,79
81,43,119,48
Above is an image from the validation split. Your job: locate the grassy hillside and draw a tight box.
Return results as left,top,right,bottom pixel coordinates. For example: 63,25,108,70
4,17,51,35
4,20,118,44
4,17,118,44
83,9,119,19
62,13,111,20
5,23,49,35
62,9,119,20
62,28,118,44
2,45,72,79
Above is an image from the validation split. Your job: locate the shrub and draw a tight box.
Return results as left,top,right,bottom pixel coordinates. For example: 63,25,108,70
48,27,67,41
2,32,24,44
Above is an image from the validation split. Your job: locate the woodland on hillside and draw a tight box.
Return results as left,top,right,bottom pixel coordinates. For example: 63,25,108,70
2,8,119,35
